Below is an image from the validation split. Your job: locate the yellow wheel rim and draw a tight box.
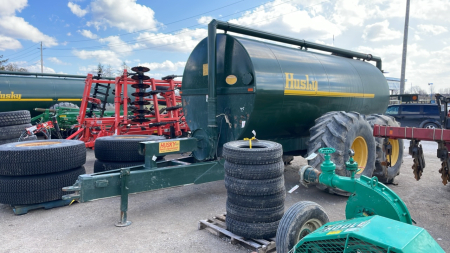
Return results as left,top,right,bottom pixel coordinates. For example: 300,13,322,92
388,138,399,166
351,136,368,174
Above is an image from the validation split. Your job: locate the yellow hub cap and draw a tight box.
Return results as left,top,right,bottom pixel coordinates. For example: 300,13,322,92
351,136,368,174
388,139,399,166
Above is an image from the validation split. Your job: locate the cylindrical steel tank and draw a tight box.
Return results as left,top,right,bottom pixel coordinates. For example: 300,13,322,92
182,34,389,152
0,74,124,117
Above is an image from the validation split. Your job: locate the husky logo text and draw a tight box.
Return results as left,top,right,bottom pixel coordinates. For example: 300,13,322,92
284,73,318,92
0,91,21,99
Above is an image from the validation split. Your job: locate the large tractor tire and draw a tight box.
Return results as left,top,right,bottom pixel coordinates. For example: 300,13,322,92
276,201,329,253
0,166,85,205
367,114,404,183
0,139,86,176
0,110,31,127
307,111,376,196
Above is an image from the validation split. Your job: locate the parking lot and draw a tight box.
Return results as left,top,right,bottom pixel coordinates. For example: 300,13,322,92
1,141,449,252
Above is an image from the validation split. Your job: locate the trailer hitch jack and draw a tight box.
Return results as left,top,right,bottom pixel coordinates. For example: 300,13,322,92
116,168,132,227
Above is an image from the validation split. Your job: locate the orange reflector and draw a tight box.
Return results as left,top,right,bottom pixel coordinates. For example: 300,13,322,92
389,130,393,134
179,91,182,94
248,88,254,92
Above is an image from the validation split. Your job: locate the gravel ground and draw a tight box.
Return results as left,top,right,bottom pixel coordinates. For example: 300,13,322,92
0,141,449,252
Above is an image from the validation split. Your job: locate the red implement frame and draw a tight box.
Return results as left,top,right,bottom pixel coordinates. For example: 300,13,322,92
373,125,450,150
373,124,450,185
68,70,189,148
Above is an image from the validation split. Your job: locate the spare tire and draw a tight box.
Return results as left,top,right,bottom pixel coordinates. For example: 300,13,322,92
226,216,279,239
0,110,31,127
226,200,284,223
224,175,285,196
223,140,282,165
0,123,31,140
224,160,284,180
227,190,286,208
95,135,165,162
0,139,86,176
0,166,85,205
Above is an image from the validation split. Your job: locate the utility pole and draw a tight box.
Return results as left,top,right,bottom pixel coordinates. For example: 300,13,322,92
400,0,410,94
40,42,43,73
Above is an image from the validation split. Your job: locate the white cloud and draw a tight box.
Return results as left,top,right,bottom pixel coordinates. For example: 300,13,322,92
417,24,448,35
0,16,57,47
87,0,160,32
332,0,373,26
197,16,213,25
99,35,141,54
78,29,98,39
25,63,56,73
228,0,342,40
362,21,402,41
0,0,27,16
73,49,123,68
0,35,22,51
68,2,88,17
138,60,186,72
136,28,207,53
67,32,72,36
48,57,69,65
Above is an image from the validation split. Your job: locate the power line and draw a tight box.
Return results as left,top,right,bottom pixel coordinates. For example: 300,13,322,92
46,0,329,57
63,0,246,43
48,0,324,53
4,42,40,57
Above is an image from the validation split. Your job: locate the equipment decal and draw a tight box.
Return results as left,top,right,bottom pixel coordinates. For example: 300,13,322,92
159,141,180,153
283,73,375,98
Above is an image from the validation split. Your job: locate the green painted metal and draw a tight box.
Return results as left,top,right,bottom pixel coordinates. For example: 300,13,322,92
294,215,444,252
305,147,412,224
0,72,128,117
63,138,224,203
182,20,389,155
32,106,122,130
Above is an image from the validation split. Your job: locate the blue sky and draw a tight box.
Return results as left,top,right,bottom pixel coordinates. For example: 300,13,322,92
1,0,449,92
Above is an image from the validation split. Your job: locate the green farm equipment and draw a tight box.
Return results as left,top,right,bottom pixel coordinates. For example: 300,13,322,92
63,19,404,226
31,105,118,138
274,148,444,252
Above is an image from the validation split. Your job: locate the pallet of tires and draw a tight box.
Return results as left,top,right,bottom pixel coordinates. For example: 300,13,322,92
0,110,37,145
0,139,86,205
93,135,166,173
223,140,286,239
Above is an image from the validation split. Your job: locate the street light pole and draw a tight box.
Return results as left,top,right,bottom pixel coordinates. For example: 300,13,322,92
428,83,433,102
400,0,411,94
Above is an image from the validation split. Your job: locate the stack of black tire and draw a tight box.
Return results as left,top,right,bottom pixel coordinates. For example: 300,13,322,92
223,140,285,239
93,135,166,173
0,110,37,145
0,140,86,205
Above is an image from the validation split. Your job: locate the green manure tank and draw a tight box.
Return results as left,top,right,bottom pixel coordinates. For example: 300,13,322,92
182,31,389,156
0,72,116,117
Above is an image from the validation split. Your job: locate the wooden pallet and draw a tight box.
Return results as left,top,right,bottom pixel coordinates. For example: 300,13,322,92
198,213,276,253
